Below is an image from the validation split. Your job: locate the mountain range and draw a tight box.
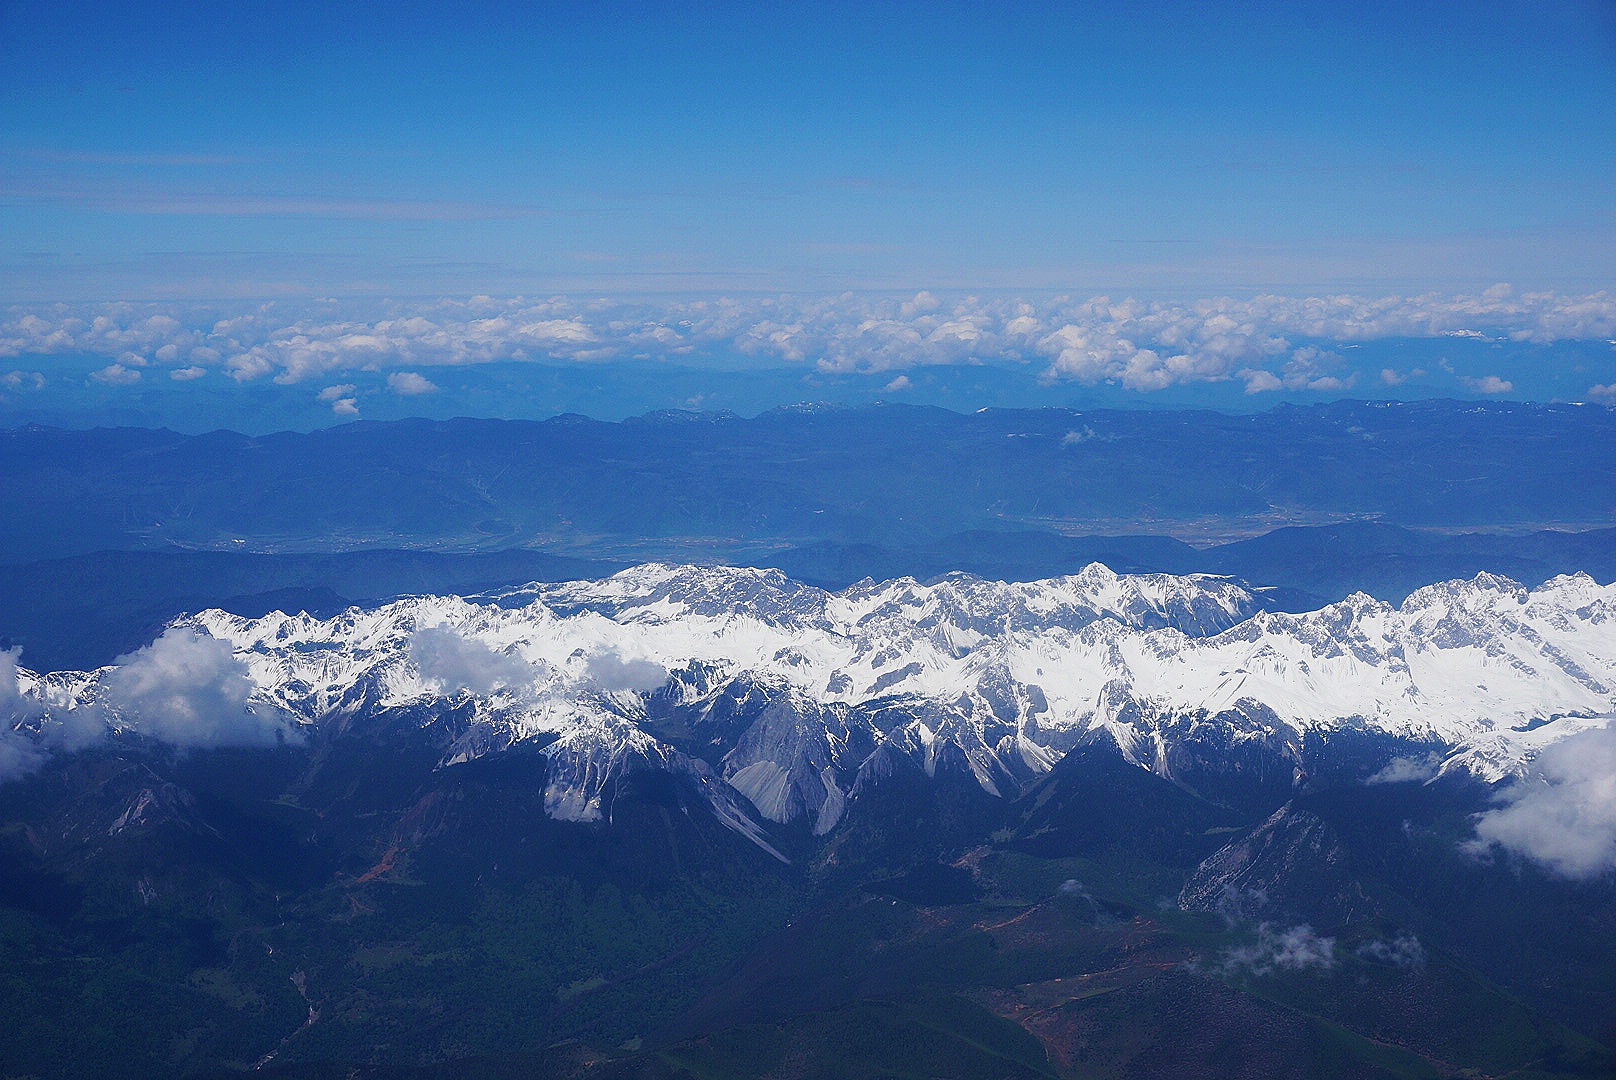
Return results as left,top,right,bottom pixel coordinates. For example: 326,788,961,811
16,562,1611,839
3,403,1616,1079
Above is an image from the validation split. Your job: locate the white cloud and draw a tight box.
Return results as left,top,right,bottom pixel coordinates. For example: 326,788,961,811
1274,346,1356,392
1222,923,1337,976
0,648,47,783
1061,426,1101,445
387,371,439,395
1239,368,1283,394
1466,726,1616,880
407,626,534,695
0,649,39,722
1585,383,1615,401
585,648,667,692
1461,374,1514,394
1305,375,1353,391
2,288,1613,393
1355,932,1426,970
317,383,356,401
1380,367,1424,385
90,362,141,385
102,628,292,748
331,397,359,416
170,365,207,380
1,370,44,391
1366,754,1440,785
1,648,104,760
884,375,911,392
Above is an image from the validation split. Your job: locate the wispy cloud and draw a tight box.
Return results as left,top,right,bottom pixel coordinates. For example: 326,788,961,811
1221,923,1337,976
408,626,535,695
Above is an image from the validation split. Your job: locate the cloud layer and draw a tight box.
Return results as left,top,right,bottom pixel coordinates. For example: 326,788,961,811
1467,725,1616,880
2,288,1613,394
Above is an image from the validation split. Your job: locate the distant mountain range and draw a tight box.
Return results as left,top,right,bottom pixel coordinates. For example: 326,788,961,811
2,400,1613,565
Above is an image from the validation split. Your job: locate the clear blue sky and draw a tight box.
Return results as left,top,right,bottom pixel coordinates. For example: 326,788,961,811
3,0,1615,300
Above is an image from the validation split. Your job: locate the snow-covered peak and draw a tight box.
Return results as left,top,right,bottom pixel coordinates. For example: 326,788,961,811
9,564,1616,841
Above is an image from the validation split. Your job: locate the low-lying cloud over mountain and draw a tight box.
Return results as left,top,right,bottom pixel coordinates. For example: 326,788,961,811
3,288,1613,395
407,624,539,696
1468,726,1616,880
0,647,45,782
100,627,297,748
3,629,298,776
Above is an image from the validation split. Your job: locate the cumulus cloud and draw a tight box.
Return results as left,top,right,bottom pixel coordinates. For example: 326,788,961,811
387,370,439,395
407,625,534,694
1222,923,1337,976
1461,374,1514,394
2,289,1613,393
1585,383,1615,401
1239,368,1283,394
90,362,141,385
331,397,359,416
1465,726,1616,879
585,648,667,692
2,370,44,391
1271,346,1356,391
102,628,292,747
317,383,356,401
170,365,207,380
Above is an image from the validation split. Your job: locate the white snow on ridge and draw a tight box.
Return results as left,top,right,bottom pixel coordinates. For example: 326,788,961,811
8,563,1616,839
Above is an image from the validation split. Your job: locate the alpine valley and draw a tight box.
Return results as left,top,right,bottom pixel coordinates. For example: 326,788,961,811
2,560,1614,1079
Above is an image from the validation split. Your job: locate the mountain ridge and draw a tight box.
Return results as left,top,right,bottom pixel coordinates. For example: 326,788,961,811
9,562,1613,856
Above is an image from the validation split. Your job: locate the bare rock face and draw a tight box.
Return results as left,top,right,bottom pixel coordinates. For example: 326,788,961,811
1179,803,1375,927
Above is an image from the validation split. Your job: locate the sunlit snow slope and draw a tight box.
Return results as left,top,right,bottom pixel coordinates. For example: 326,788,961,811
13,564,1615,849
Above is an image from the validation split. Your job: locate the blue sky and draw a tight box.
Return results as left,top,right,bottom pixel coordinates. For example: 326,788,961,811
3,1,1614,298
2,2,1616,425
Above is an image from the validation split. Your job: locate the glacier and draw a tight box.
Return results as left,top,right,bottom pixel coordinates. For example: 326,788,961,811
6,563,1614,851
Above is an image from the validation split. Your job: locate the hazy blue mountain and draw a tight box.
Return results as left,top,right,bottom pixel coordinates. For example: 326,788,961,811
2,400,1613,564
6,523,1614,673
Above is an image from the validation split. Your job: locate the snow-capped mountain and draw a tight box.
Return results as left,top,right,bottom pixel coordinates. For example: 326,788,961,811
9,564,1615,851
